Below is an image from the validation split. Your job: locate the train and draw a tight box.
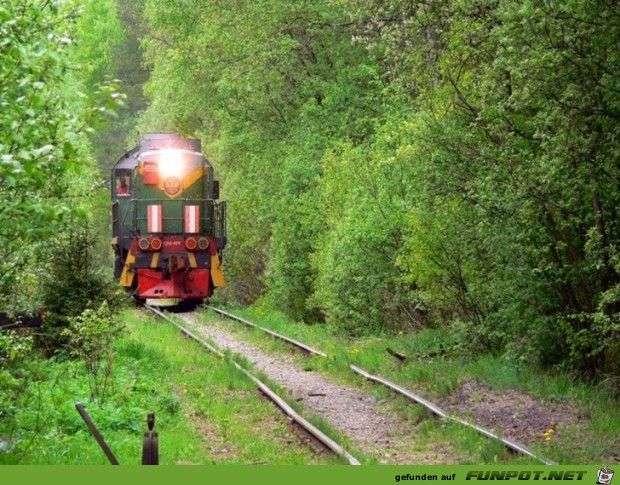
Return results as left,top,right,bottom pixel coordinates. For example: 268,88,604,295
111,133,226,307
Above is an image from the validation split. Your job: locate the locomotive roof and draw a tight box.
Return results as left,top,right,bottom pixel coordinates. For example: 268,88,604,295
139,133,201,152
112,134,207,171
113,147,139,170
138,148,210,165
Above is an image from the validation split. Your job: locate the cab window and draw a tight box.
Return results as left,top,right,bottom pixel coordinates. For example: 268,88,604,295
115,170,131,197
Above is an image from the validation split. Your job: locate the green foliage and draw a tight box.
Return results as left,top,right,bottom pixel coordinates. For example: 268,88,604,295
137,0,619,379
40,220,127,352
71,0,123,91
80,0,149,170
140,0,398,324
0,0,124,311
0,332,32,368
0,331,38,447
0,331,33,401
344,0,620,376
62,302,123,403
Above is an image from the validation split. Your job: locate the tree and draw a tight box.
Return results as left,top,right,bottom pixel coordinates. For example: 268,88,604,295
0,0,122,309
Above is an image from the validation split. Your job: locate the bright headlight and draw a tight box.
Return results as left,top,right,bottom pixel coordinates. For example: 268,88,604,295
158,150,184,178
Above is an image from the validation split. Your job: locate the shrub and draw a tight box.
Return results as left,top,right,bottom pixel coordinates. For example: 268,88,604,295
39,221,127,353
62,302,124,403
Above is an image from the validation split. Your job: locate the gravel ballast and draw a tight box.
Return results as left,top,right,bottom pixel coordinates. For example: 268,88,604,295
180,312,452,464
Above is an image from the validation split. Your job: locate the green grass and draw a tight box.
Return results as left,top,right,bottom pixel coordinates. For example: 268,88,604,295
200,304,619,465
0,309,340,465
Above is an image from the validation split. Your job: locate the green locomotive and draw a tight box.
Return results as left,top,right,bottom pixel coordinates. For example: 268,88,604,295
111,133,226,305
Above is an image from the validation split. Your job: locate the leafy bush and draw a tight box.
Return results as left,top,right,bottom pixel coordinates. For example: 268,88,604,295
62,302,123,403
0,332,34,400
39,221,127,353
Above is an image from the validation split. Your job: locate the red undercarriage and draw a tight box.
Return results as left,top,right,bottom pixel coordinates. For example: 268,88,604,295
137,268,211,300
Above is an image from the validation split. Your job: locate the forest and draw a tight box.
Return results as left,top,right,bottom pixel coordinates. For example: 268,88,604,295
1,0,618,389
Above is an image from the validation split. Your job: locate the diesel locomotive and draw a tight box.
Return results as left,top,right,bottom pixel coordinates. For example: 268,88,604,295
111,133,226,306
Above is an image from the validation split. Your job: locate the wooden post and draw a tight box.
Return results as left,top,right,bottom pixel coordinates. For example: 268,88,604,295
142,412,159,465
75,403,119,465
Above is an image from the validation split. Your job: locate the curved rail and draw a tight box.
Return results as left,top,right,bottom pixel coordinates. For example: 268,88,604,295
144,305,360,465
207,306,557,465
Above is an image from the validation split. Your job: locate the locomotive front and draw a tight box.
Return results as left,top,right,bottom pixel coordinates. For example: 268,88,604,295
111,134,226,305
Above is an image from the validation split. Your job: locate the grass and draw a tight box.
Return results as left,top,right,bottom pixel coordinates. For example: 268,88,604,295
0,309,340,465
199,304,619,465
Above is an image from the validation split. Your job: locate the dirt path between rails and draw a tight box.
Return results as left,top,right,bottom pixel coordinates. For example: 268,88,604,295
439,381,585,450
179,312,457,465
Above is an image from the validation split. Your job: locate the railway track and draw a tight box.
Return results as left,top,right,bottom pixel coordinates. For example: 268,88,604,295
144,304,361,465
206,305,557,466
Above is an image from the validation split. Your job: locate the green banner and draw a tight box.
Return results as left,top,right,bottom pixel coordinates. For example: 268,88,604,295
0,465,614,485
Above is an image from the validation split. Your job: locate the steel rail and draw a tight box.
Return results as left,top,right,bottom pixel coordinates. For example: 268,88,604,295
350,365,557,465
208,305,557,466
206,306,327,357
144,305,360,465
